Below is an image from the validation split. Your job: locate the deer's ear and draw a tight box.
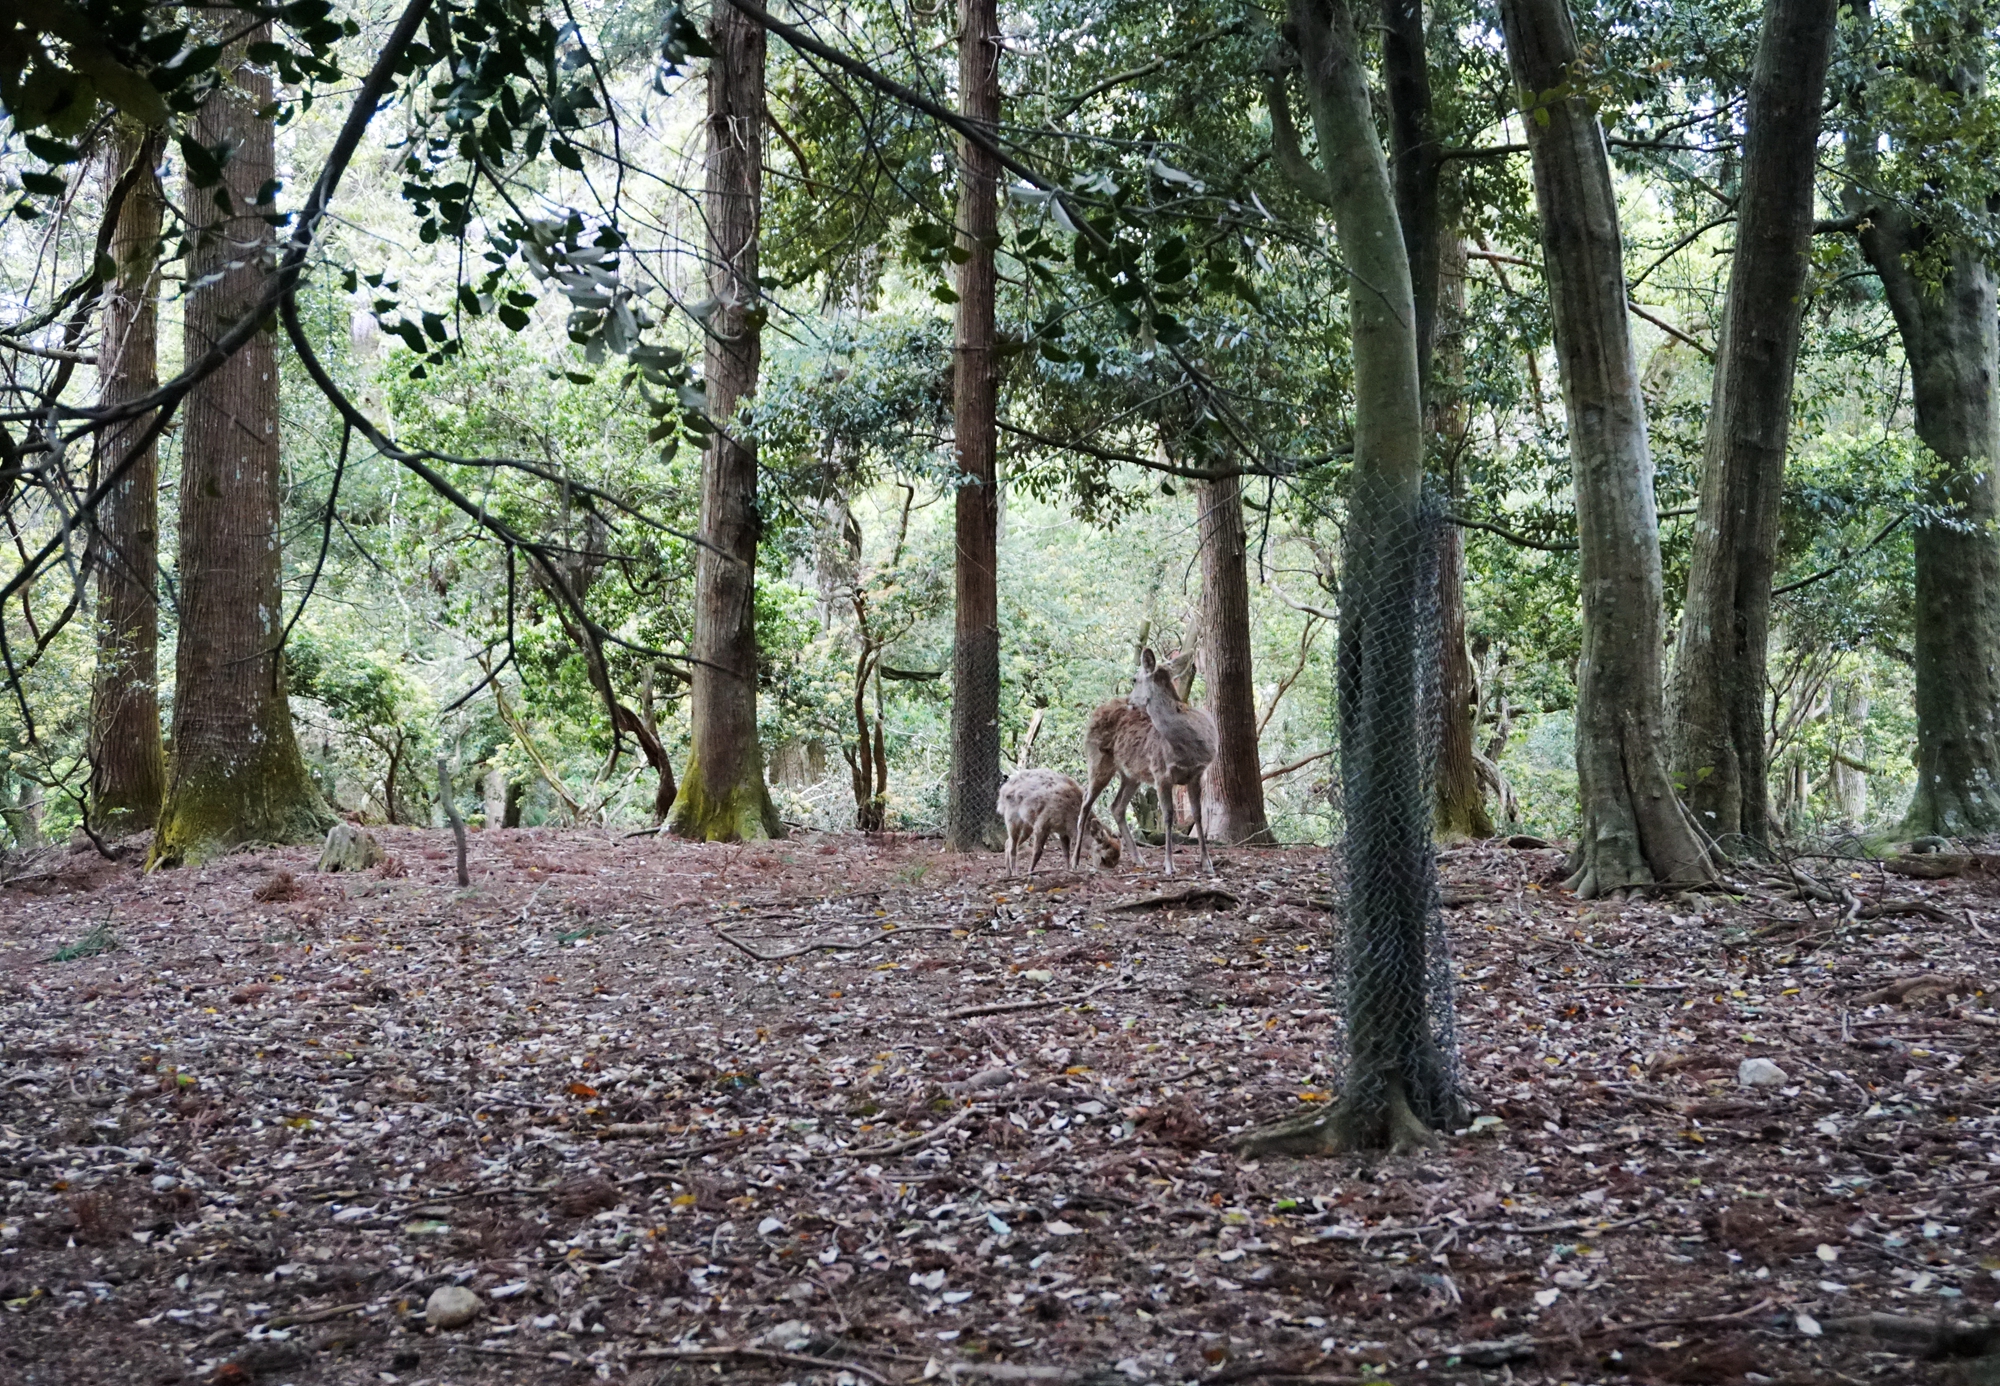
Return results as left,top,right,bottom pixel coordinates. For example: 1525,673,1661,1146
1139,647,1157,674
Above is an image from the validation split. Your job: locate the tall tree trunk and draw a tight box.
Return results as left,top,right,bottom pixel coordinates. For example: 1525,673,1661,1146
1668,0,1838,849
1197,471,1274,844
944,0,1004,852
90,122,167,834
153,30,332,865
1243,0,1453,1157
670,0,781,842
1377,4,1487,837
1499,0,1711,898
1857,216,2000,835
1432,239,1492,839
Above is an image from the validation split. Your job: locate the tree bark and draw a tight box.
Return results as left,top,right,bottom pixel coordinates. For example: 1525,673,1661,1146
669,0,781,842
1242,0,1454,1157
482,767,509,829
1197,472,1274,844
89,122,168,834
1499,0,1711,897
1379,0,1439,392
1857,214,2000,836
1668,0,1838,849
944,0,1005,852
153,30,332,865
1431,238,1492,839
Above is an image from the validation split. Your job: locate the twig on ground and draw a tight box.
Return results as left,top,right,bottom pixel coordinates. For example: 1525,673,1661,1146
832,1101,980,1159
944,974,1130,1020
713,923,957,961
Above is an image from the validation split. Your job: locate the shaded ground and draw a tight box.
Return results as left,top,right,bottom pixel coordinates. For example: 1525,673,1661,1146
5,826,2000,1385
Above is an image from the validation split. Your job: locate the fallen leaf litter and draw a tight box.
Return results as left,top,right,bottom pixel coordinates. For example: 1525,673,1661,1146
4,827,2000,1383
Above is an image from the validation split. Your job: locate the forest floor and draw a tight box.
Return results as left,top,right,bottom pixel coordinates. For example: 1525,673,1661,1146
4,827,2000,1386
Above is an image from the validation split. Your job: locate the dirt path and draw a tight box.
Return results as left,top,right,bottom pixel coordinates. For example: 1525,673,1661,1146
3,827,1998,1384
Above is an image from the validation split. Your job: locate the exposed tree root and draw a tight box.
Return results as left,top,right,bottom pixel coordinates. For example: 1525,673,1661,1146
1236,1076,1438,1158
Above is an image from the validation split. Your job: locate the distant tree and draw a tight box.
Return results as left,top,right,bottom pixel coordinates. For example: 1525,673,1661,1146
1669,0,1839,847
671,0,783,841
89,122,167,833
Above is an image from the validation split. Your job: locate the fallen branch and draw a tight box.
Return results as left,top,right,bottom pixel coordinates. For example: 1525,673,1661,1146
629,1346,892,1384
838,1101,979,1158
712,923,956,961
1822,1310,2000,1357
1105,886,1239,912
944,975,1130,1020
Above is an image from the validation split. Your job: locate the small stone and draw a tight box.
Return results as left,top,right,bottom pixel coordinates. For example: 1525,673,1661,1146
425,1284,482,1330
1738,1058,1788,1088
318,823,384,873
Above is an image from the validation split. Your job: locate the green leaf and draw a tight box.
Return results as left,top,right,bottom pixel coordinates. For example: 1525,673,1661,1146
19,172,66,197
931,283,960,304
550,139,583,171
178,136,226,190
498,304,530,331
254,178,282,206
22,134,78,165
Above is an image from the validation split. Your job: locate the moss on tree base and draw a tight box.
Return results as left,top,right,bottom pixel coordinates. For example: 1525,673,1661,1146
150,742,334,867
669,749,783,843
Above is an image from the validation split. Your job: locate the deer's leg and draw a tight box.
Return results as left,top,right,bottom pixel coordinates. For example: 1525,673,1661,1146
1158,777,1177,875
1109,774,1142,865
1075,774,1111,869
1188,776,1213,875
1005,824,1021,876
1029,823,1052,875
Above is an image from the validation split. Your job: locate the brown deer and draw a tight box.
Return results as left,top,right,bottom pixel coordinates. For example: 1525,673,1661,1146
1074,647,1217,875
997,768,1119,876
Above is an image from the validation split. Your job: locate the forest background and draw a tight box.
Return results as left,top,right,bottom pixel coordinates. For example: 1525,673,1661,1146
0,0,1947,861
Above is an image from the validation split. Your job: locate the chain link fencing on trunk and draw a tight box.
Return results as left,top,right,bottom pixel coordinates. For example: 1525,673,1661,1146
1321,489,1462,1133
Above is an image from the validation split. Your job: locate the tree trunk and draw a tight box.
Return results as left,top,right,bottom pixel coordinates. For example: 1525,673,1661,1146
1242,0,1453,1158
669,0,781,842
1379,0,1439,391
1668,0,1838,849
1848,50,2000,838
1431,238,1492,839
944,0,1005,852
153,29,332,865
1499,0,1711,897
1197,471,1274,844
482,767,509,829
89,122,168,834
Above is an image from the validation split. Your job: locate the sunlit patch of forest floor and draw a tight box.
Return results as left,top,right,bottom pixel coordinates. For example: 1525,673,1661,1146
6,828,2000,1384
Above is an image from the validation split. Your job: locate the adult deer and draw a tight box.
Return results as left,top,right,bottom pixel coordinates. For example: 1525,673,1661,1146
1074,647,1218,875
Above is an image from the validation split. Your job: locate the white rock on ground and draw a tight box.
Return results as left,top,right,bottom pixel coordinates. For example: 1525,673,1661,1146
425,1284,482,1330
1738,1057,1788,1088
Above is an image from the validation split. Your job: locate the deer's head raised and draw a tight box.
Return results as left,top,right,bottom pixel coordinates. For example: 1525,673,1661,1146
1129,646,1181,714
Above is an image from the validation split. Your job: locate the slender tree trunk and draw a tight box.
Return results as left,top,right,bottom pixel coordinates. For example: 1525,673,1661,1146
1197,471,1274,844
153,30,332,865
1500,0,1711,897
1380,0,1439,389
670,0,781,841
1243,0,1453,1157
90,123,167,834
944,0,1004,852
1432,239,1492,839
1668,0,1838,849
